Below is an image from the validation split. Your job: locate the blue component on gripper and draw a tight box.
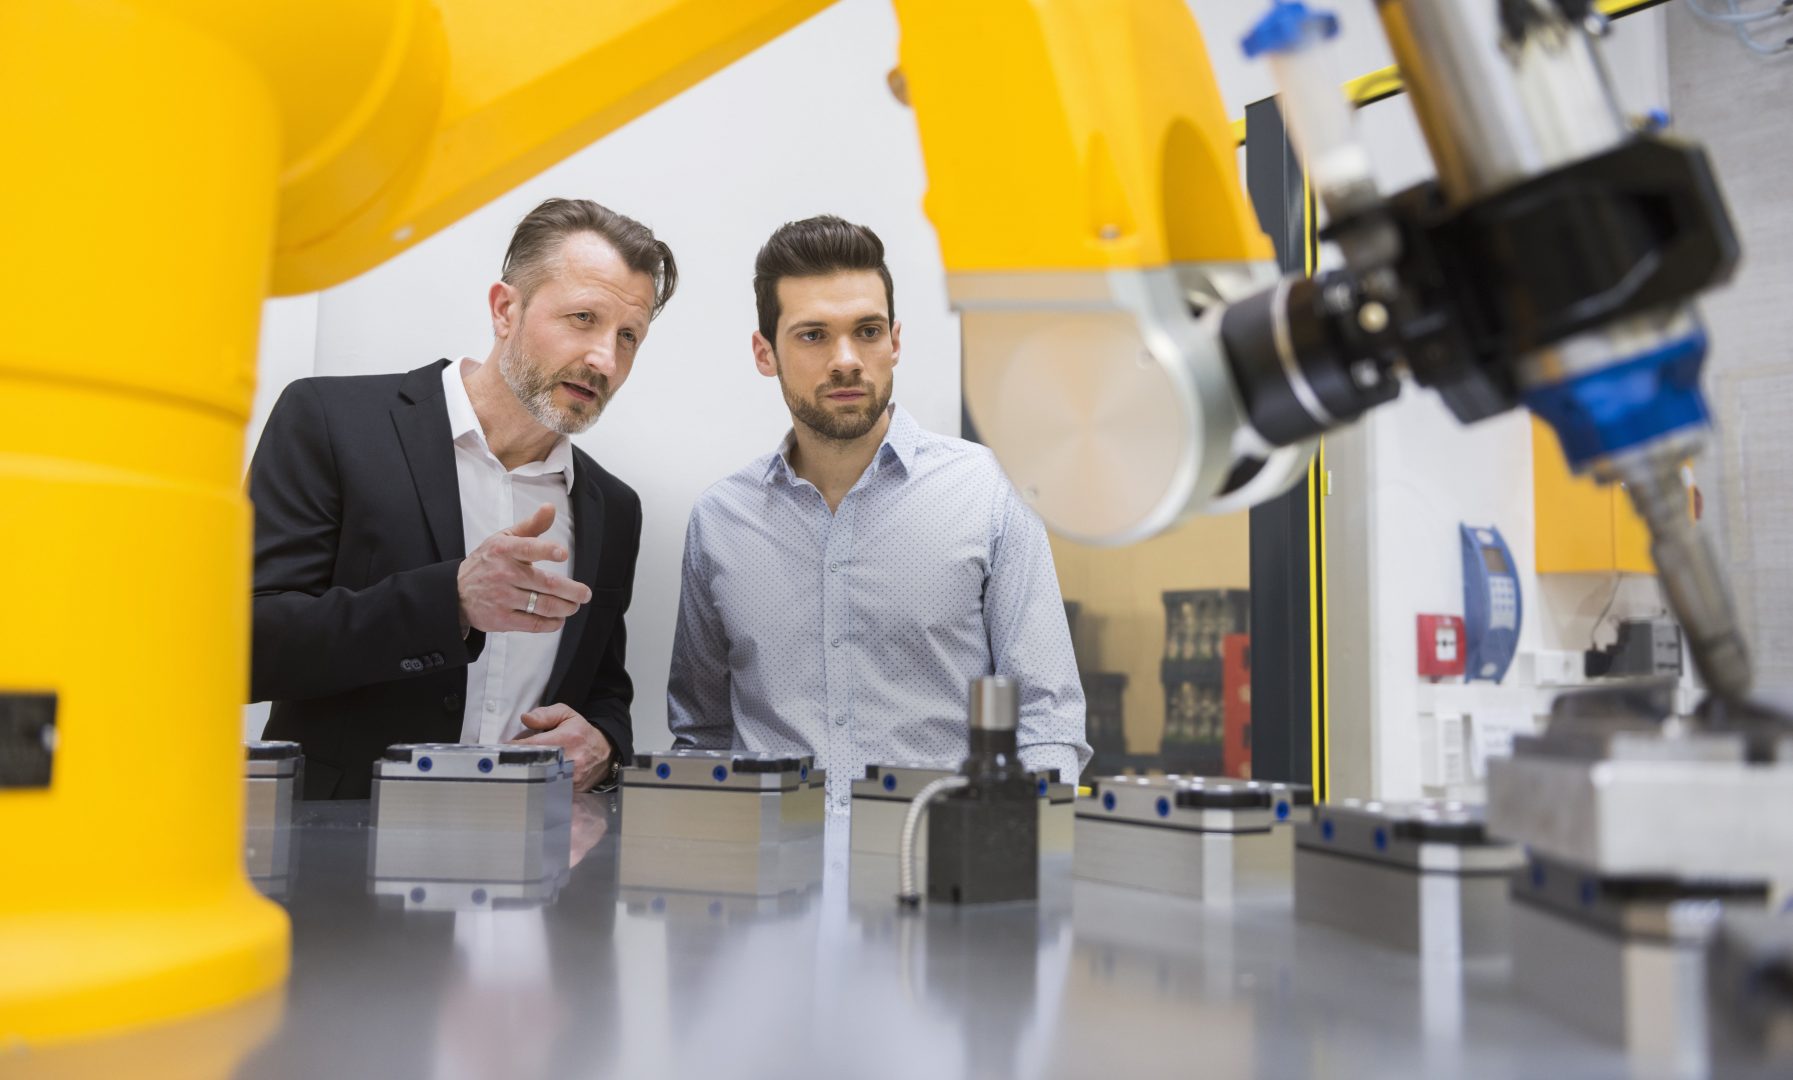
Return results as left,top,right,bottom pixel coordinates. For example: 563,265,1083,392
1037,778,1048,797
883,773,897,792
1276,800,1291,820
1102,791,1117,812
1373,827,1388,852
1522,330,1710,468
471,889,488,905
1531,862,1548,890
1242,1,1340,58
655,762,671,780
800,764,810,781
1321,819,1335,841
712,765,728,783
477,757,493,774
416,756,432,773
1155,797,1171,818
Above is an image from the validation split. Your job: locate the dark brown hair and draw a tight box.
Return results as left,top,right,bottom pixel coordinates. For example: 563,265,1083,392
501,197,678,318
753,215,894,345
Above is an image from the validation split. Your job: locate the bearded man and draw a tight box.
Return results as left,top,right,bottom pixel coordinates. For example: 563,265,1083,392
666,215,1089,814
249,198,675,797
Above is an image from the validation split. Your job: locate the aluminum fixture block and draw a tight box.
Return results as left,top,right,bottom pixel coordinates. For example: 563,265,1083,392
244,740,300,830
1511,900,1708,1076
1707,911,1793,1072
371,744,574,883
620,749,824,844
1293,799,1522,957
1507,851,1768,1074
1077,775,1276,833
372,873,568,913
849,764,1074,859
617,834,825,898
1488,736,1793,887
244,740,300,889
1073,775,1288,903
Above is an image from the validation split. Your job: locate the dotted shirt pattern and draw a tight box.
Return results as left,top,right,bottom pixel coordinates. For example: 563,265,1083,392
666,403,1091,813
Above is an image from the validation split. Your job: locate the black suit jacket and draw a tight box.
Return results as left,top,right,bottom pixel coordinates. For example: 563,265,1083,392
249,360,640,798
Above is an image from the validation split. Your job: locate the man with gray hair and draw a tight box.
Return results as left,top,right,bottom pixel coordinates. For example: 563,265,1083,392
249,197,676,797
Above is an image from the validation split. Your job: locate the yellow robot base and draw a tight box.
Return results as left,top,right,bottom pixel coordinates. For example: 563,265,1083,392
0,1,289,1047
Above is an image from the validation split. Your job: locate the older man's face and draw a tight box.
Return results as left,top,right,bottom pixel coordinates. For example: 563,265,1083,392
500,232,656,435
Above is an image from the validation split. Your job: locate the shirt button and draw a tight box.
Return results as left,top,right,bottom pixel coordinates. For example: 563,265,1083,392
831,638,842,649
834,716,847,727
837,795,850,808
484,701,497,713
830,562,840,573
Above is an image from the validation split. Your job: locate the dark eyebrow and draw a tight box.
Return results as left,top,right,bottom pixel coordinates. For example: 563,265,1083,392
854,314,889,327
787,320,829,332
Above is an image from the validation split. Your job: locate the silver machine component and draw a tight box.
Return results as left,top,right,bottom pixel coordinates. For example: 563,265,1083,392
617,834,825,901
370,743,574,886
371,872,569,913
244,739,300,830
1508,852,1766,1077
1073,775,1291,904
954,263,1313,546
1488,687,1793,1072
1385,0,1750,703
244,740,301,896
849,763,1075,900
619,748,825,845
1707,911,1793,1072
1293,799,1522,958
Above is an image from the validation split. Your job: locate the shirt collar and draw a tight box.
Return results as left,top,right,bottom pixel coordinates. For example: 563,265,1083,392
762,402,919,486
443,358,577,493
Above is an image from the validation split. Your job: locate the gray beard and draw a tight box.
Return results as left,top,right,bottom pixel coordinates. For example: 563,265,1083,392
500,339,608,436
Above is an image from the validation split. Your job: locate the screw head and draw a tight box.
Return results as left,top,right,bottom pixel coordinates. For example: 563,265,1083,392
1357,300,1389,334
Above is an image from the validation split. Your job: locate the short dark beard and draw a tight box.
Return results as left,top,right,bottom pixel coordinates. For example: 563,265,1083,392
777,361,892,442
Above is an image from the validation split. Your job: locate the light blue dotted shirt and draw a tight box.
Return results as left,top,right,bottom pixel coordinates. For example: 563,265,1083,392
667,403,1090,811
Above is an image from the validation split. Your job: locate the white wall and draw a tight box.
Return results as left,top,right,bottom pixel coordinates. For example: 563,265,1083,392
244,0,958,747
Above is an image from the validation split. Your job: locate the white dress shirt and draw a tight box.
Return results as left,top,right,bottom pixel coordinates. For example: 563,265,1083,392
442,359,576,744
668,403,1090,812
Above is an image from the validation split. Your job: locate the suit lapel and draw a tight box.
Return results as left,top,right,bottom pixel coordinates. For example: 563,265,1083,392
545,459,606,700
392,361,467,562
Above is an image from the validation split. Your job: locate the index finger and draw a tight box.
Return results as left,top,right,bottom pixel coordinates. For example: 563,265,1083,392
497,534,568,564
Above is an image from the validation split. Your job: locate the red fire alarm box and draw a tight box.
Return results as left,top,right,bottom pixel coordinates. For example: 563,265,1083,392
1417,614,1467,680
1222,633,1251,779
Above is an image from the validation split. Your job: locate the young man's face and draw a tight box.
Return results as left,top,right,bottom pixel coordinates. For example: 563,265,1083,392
754,270,900,442
493,232,656,435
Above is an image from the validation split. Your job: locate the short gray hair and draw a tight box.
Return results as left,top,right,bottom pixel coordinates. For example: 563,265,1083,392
501,197,678,318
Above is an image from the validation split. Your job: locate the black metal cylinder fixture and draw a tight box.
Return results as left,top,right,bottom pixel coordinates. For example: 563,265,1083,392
966,675,1021,778
1220,269,1403,447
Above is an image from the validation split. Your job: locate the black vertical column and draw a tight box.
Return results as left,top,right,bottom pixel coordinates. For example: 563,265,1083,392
1243,96,1324,795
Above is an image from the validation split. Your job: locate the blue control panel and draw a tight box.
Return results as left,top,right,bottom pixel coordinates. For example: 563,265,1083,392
1460,524,1522,684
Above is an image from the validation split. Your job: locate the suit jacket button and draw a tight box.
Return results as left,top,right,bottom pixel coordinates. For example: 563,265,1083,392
430,652,444,665
443,693,462,713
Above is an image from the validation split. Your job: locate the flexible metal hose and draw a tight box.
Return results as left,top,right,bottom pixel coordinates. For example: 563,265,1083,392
896,775,969,906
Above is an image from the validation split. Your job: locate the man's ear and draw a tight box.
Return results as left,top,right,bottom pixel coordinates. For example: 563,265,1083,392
490,281,522,340
752,331,779,378
889,318,902,367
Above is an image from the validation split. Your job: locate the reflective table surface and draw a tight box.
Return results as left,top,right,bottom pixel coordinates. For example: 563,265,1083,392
9,794,1770,1079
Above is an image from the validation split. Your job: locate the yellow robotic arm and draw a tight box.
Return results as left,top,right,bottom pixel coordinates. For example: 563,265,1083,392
0,0,1264,1045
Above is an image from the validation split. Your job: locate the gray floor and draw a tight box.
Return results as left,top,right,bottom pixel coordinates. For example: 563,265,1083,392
9,794,1754,1079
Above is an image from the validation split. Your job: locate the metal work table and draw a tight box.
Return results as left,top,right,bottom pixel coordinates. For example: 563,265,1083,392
11,794,1776,1079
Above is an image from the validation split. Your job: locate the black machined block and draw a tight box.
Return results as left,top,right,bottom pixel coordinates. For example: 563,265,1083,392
0,693,57,789
927,783,1039,905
